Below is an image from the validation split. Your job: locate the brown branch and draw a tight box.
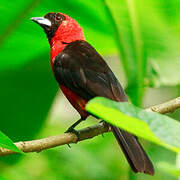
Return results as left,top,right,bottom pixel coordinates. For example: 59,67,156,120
146,97,180,114
0,122,110,156
0,97,180,156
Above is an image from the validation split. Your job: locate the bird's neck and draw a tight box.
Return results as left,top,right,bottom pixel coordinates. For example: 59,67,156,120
50,32,85,68
50,40,66,67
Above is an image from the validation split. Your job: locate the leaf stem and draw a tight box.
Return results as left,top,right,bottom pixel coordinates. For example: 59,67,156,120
102,0,130,82
102,0,146,106
126,0,146,106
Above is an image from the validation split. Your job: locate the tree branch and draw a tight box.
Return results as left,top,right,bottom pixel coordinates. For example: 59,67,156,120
0,97,180,156
146,97,180,114
0,122,110,156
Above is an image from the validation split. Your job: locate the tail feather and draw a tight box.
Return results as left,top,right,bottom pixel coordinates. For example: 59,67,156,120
111,125,154,175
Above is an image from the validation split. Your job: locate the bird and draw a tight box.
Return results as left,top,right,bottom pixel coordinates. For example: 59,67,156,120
31,12,154,175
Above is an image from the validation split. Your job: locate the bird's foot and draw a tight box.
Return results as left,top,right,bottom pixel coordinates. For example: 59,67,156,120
99,120,108,128
99,120,108,137
65,127,80,141
67,144,71,148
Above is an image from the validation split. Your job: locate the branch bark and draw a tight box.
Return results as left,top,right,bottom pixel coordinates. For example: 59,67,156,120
0,97,180,156
146,97,180,114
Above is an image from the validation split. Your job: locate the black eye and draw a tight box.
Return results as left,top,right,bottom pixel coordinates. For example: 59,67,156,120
55,14,62,21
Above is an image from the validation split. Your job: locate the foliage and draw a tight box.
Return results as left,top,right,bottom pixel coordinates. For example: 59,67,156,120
0,0,180,179
158,162,180,178
0,131,21,153
86,97,180,152
0,123,177,180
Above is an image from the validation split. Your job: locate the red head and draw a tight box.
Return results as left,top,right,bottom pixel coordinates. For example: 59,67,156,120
31,12,85,65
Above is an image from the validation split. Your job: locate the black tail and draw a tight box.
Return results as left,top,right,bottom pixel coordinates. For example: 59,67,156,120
111,125,154,175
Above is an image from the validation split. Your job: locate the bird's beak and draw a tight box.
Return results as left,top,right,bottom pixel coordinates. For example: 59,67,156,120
30,17,51,27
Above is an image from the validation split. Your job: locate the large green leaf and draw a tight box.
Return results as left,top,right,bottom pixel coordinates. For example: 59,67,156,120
0,57,58,164
86,97,180,152
0,54,57,163
0,54,57,142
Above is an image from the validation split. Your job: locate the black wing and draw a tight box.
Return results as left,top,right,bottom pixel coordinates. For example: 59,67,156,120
53,40,127,102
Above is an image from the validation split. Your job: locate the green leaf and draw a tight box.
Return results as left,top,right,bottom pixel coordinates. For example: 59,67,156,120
0,130,21,153
0,55,57,164
0,55,57,142
104,0,146,105
158,162,180,177
86,97,180,152
105,0,180,103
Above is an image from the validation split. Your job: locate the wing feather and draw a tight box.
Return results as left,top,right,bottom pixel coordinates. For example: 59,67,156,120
53,40,127,102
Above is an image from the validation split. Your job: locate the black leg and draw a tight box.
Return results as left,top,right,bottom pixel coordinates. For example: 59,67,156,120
65,118,85,133
65,118,85,147
99,120,109,138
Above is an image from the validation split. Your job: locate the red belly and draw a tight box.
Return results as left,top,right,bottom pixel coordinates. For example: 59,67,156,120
59,84,89,118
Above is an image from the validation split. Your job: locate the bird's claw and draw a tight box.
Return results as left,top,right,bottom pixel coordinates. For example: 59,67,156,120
67,144,71,148
65,127,80,141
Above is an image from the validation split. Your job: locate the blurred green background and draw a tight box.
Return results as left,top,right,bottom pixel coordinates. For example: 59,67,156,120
0,0,180,179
